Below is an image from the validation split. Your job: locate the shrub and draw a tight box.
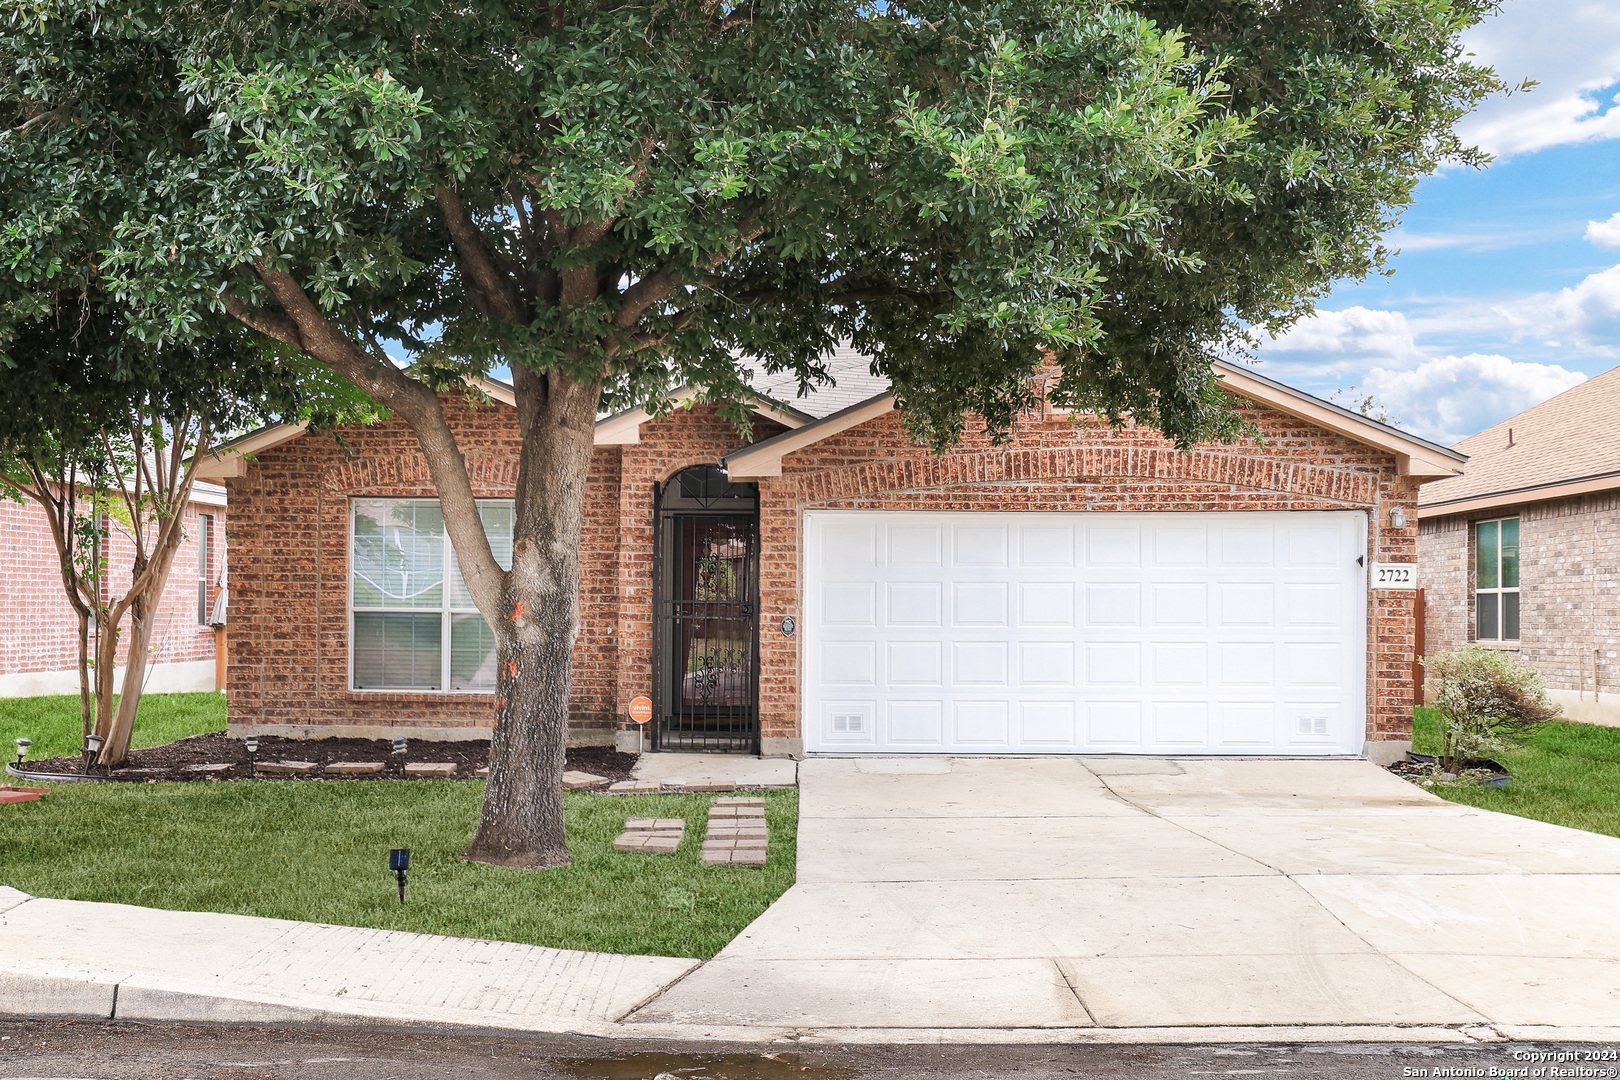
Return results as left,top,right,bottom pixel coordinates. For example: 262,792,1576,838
1423,645,1560,768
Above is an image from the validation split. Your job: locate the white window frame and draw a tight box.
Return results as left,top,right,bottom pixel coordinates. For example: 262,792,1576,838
196,513,213,625
347,497,510,693
1473,515,1520,643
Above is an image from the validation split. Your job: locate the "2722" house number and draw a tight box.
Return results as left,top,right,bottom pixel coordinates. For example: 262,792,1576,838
1372,563,1417,589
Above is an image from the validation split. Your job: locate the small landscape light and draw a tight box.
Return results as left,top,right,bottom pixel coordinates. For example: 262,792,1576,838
13,738,30,767
82,733,105,774
388,847,410,903
392,736,408,776
245,734,259,777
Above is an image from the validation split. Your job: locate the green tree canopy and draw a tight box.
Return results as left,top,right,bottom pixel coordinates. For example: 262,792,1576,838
1,0,1505,865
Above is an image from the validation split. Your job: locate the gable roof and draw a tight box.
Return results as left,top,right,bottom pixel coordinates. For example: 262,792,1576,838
1418,364,1616,518
721,358,1466,481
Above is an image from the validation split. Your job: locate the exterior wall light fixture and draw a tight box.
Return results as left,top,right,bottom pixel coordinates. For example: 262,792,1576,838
1389,507,1408,530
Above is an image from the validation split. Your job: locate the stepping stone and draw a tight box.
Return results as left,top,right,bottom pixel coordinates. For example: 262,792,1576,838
404,762,457,777
257,760,318,774
475,767,489,777
608,779,662,794
184,763,233,773
325,761,384,775
702,795,770,865
613,814,685,855
563,770,607,789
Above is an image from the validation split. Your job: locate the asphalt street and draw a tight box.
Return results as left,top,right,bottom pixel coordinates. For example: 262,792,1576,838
2,1021,1617,1080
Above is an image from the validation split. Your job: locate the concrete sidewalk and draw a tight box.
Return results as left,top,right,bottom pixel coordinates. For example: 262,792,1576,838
0,886,695,1035
7,758,1620,1043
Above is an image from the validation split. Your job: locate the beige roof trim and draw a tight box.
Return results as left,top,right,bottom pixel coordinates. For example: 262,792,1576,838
195,380,811,477
1416,471,1620,520
722,391,897,479
194,422,311,480
1211,362,1464,480
593,388,810,446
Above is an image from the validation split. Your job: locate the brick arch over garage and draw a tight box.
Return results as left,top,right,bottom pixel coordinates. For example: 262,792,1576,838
320,452,520,497
790,446,1382,508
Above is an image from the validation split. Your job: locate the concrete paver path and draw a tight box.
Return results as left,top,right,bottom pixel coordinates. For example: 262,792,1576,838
628,756,1620,1036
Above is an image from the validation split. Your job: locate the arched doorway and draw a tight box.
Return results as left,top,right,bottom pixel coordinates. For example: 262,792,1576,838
651,465,760,752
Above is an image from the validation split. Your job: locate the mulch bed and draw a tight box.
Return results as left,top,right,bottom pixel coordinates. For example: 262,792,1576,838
19,735,638,785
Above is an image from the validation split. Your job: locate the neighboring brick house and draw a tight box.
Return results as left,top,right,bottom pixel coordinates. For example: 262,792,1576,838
0,482,227,697
200,350,1462,760
1418,364,1620,726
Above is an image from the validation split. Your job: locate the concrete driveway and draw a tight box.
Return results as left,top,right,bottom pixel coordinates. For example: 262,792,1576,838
631,756,1620,1035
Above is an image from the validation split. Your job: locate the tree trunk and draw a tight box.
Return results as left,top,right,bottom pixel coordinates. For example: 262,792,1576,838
76,612,93,743
99,597,154,766
462,368,601,869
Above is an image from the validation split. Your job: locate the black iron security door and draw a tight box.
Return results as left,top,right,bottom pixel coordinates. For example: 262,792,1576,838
651,466,760,753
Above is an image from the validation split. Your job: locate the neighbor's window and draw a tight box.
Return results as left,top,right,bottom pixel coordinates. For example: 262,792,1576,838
350,498,512,690
196,514,213,624
1474,517,1520,641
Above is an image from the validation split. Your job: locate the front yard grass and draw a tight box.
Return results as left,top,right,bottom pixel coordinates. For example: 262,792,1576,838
1412,706,1620,839
0,781,797,960
0,691,226,761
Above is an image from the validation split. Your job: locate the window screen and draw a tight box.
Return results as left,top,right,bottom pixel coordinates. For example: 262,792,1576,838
350,498,513,690
1474,517,1520,641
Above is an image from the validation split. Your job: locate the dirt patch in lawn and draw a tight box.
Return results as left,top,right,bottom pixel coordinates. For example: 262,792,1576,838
19,735,638,785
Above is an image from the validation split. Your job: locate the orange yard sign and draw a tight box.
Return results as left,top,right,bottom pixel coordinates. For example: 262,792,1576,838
628,696,654,724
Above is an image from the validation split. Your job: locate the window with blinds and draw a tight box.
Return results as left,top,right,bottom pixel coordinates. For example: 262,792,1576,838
350,498,512,691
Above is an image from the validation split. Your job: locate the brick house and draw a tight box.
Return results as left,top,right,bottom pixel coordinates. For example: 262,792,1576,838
1,482,227,697
199,350,1462,760
1418,364,1620,726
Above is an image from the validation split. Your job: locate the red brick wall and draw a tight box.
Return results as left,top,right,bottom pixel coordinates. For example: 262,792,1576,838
1,492,221,680
226,392,1419,749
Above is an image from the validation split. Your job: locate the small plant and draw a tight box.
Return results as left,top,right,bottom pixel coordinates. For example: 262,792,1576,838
1423,645,1560,770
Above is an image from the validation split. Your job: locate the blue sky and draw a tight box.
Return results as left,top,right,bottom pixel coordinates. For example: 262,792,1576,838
1253,0,1620,446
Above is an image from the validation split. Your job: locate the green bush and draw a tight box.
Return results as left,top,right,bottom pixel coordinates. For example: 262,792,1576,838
1423,645,1560,768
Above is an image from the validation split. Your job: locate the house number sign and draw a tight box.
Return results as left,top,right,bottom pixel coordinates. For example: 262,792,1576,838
1372,563,1417,589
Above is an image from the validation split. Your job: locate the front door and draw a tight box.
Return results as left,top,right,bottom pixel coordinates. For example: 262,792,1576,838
652,466,760,752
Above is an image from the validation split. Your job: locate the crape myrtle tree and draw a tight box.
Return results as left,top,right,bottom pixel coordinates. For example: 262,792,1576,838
0,0,1503,866
0,303,352,766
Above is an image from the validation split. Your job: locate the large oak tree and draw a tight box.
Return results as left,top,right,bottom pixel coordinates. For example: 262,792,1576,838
1,0,1502,867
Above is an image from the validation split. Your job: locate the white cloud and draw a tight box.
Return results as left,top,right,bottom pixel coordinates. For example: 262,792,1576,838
1361,354,1586,445
1456,0,1620,157
1261,306,1422,362
1586,211,1620,249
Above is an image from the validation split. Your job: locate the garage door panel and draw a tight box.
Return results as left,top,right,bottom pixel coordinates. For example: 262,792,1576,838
1085,642,1142,686
1021,526,1075,566
805,511,1365,755
1085,584,1141,626
888,582,942,626
1020,582,1075,626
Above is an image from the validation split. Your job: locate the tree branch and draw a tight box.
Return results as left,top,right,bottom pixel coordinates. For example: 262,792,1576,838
435,186,527,325
234,261,511,620
614,224,762,330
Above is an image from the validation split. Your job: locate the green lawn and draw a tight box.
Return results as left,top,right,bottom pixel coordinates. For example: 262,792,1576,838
0,691,226,761
0,781,796,959
1412,706,1620,839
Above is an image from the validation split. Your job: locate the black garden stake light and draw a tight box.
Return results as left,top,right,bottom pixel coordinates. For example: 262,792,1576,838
13,738,29,768
392,737,408,776
389,848,410,902
245,735,259,778
82,733,104,774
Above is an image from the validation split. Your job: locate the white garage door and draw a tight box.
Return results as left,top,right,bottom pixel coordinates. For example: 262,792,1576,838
803,510,1367,755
